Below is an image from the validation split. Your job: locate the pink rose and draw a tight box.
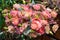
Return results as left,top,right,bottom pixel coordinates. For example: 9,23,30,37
10,10,18,17
13,4,20,9
23,11,30,18
8,25,15,33
51,11,57,18
40,20,48,26
31,18,45,35
32,11,41,17
18,11,23,17
27,9,33,16
23,9,33,17
19,23,28,34
31,18,42,30
11,17,19,25
22,5,29,11
41,10,51,19
5,19,10,23
37,27,45,35
33,4,41,10
5,16,10,22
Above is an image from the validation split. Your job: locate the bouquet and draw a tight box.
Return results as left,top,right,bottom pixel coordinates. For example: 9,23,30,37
2,1,59,38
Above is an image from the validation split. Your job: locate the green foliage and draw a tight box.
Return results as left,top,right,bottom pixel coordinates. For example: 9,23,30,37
0,14,5,29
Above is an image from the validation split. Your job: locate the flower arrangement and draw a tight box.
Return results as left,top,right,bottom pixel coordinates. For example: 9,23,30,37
2,0,59,38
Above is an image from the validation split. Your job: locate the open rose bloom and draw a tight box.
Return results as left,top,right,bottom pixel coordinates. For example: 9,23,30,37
3,3,59,38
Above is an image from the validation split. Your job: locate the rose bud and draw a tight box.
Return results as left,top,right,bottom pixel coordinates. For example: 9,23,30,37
31,18,42,30
2,9,9,13
22,23,28,29
13,4,20,10
52,24,59,33
5,19,10,23
41,10,51,19
8,25,15,33
19,23,28,34
11,17,19,25
5,16,10,24
51,11,57,18
22,5,29,11
10,10,18,17
33,4,41,10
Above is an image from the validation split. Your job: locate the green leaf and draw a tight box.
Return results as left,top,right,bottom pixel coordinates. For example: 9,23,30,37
18,24,22,27
3,27,8,30
49,31,53,35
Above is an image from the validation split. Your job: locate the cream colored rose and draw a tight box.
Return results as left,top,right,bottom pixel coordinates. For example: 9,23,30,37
52,24,59,33
51,11,57,18
45,24,50,34
8,25,15,33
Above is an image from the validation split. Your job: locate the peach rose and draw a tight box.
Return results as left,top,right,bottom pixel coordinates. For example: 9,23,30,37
33,4,41,10
11,17,19,25
41,10,51,19
19,23,28,34
51,11,57,18
13,4,20,9
10,10,18,17
22,5,29,11
8,25,15,33
41,20,48,25
52,24,59,33
31,18,42,30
